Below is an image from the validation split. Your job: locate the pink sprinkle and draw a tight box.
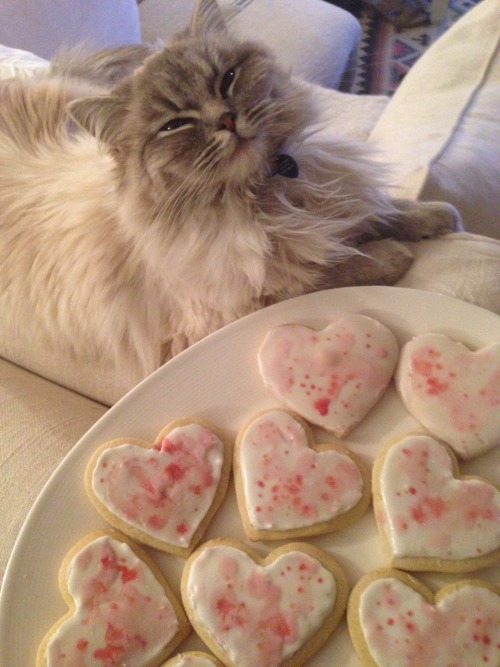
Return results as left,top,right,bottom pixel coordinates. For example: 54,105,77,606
76,639,88,652
426,376,448,395
165,462,185,480
314,397,330,416
176,522,188,535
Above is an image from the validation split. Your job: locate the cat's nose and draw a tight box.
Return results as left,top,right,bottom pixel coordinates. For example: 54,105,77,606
219,112,237,133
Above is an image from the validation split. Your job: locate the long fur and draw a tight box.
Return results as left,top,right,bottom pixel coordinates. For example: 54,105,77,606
0,0,458,378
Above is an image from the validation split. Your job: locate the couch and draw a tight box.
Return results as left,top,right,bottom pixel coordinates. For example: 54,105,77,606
0,0,498,602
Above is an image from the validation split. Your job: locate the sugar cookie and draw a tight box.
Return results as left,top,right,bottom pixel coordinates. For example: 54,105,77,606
85,418,232,556
373,433,500,572
396,332,500,459
348,568,500,667
162,652,224,667
234,409,371,540
36,530,190,667
181,538,348,667
257,314,398,436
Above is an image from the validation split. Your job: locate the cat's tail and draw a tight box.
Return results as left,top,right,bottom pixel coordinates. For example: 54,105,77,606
49,43,157,88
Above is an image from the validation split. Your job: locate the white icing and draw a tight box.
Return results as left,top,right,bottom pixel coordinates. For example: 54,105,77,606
92,424,224,546
185,545,336,667
378,435,500,561
359,578,500,667
257,315,398,436
396,333,500,459
46,535,179,667
171,655,217,667
239,410,363,530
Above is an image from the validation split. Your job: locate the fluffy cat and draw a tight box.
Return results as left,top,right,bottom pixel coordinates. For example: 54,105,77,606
0,0,458,378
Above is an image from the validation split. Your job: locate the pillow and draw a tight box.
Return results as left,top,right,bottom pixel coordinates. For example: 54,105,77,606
368,0,500,240
138,0,362,89
0,0,141,60
0,45,48,80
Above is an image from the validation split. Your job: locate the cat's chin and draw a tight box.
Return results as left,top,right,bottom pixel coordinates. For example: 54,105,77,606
222,135,267,183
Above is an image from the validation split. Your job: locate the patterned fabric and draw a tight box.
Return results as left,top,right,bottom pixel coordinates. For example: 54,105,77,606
352,0,480,95
362,0,429,27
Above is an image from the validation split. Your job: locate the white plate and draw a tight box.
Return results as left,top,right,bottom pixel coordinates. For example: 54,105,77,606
1,286,499,667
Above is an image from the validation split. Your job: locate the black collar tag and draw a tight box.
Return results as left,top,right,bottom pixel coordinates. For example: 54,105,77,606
271,153,299,178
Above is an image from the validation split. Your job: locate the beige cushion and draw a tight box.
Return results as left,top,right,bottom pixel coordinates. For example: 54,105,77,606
0,358,107,579
397,233,500,316
368,0,500,240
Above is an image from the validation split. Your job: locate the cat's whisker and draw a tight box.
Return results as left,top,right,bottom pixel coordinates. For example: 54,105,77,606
244,99,270,124
192,137,219,168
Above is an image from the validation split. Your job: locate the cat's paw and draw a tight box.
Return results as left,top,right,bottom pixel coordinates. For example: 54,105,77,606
390,199,462,241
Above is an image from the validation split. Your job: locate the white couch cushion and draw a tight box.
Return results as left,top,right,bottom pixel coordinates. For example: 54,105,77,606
368,0,500,240
0,45,47,79
0,0,141,60
139,0,361,89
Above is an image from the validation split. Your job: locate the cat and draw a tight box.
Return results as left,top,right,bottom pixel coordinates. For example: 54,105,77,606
0,0,459,380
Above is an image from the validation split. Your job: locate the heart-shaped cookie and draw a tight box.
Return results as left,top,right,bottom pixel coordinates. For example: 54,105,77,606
36,531,190,667
86,418,232,556
162,652,224,667
348,568,500,667
396,333,500,459
373,434,500,572
234,409,371,540
257,315,398,436
181,538,348,667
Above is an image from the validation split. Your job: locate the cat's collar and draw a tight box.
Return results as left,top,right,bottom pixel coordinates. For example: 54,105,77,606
270,153,299,179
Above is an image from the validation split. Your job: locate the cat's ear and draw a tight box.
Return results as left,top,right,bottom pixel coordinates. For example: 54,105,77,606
190,0,227,35
68,95,126,146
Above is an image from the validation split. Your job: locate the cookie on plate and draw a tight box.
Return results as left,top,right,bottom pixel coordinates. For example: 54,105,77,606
396,332,500,459
181,538,348,667
347,568,500,667
36,530,190,667
257,314,399,437
85,417,232,557
372,433,500,572
162,652,224,667
234,408,371,540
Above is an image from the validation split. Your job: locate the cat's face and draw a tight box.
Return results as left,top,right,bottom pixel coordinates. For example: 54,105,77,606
70,12,311,202
126,36,308,189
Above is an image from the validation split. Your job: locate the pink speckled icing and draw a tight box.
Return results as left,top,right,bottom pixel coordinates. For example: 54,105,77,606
45,535,179,667
257,315,398,436
91,424,224,547
376,435,500,563
184,545,336,667
396,333,500,459
359,578,500,667
238,410,363,531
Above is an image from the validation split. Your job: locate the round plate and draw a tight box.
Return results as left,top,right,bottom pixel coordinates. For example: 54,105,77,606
1,286,499,666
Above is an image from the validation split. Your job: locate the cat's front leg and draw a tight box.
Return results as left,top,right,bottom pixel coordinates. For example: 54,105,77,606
319,239,415,289
376,199,462,242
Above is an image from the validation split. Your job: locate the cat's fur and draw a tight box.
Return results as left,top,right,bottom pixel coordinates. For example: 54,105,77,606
0,0,459,377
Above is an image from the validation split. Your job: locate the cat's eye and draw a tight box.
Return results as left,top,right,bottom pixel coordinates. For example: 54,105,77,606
158,118,192,134
220,68,236,98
